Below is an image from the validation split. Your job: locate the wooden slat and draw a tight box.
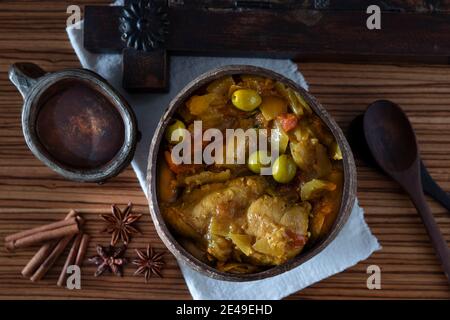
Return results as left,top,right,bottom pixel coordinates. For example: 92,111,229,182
167,8,450,60
170,0,450,13
84,1,450,64
0,0,449,299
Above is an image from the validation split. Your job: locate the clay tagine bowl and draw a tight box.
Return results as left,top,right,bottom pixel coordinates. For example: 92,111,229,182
147,65,357,281
9,62,138,183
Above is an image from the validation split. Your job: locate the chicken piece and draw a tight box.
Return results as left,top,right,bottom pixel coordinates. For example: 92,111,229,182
245,195,310,265
162,176,269,261
178,170,232,189
162,182,224,240
290,137,332,179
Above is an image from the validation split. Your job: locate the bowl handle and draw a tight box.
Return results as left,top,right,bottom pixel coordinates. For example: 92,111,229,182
9,63,46,99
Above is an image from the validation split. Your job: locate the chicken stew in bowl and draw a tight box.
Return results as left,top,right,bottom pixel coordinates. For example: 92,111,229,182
157,74,344,274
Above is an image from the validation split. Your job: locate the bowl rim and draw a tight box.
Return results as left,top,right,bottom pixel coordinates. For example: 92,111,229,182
21,68,138,183
147,65,357,281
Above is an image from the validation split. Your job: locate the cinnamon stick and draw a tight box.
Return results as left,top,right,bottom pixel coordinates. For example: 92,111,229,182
75,234,90,266
21,210,77,277
21,241,56,278
5,217,79,251
65,210,77,220
30,212,85,281
30,234,74,282
5,217,77,243
57,233,82,287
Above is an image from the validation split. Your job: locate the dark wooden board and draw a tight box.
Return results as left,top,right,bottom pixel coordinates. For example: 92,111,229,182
84,1,450,91
84,6,123,53
166,8,450,60
85,4,450,60
169,0,450,12
122,49,169,92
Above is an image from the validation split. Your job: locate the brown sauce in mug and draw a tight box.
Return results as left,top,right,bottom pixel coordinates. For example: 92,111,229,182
36,81,125,169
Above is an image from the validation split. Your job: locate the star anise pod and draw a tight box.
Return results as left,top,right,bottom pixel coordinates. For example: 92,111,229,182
88,245,128,277
132,244,165,282
100,202,142,246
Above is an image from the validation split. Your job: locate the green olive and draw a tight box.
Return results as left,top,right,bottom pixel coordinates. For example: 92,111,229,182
165,119,186,144
248,150,270,174
272,155,297,183
231,89,262,111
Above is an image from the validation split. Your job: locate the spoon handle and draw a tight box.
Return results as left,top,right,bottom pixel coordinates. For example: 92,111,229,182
421,161,450,212
410,192,450,284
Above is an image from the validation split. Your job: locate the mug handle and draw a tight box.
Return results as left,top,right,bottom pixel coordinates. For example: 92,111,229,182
9,63,46,98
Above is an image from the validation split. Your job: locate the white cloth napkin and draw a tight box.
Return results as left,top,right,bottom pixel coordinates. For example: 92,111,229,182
67,13,380,299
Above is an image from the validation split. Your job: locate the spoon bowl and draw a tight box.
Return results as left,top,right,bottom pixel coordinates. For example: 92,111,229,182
348,110,450,212
364,100,417,173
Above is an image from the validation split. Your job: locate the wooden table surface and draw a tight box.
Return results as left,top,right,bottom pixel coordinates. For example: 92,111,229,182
0,1,449,300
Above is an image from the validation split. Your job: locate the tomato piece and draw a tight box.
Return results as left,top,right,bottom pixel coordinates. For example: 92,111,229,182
285,229,307,248
277,113,298,132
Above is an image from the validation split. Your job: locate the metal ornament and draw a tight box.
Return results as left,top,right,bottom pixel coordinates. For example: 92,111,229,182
120,0,169,52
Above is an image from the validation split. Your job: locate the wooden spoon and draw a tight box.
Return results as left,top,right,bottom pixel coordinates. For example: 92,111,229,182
363,100,450,283
348,113,450,212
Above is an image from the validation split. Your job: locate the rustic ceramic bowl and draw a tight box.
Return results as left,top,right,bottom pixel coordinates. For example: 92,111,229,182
148,65,356,281
9,62,138,183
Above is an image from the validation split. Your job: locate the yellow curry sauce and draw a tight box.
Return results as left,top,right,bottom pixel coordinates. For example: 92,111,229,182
157,75,343,274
